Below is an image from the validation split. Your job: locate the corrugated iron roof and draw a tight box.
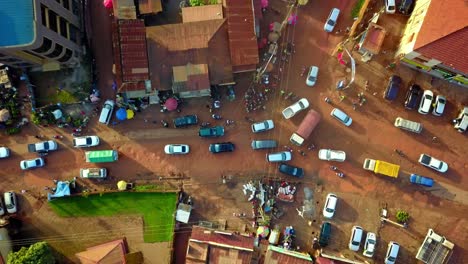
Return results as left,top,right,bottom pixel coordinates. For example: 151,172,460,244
264,245,313,264
190,226,254,251
361,23,386,54
414,0,468,50
182,5,224,23
113,0,137,19
75,238,127,264
224,0,259,70
138,0,162,14
112,19,149,92
209,245,253,264
417,27,468,73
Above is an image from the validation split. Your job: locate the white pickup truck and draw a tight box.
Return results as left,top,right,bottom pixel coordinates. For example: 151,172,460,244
80,168,107,178
282,98,310,119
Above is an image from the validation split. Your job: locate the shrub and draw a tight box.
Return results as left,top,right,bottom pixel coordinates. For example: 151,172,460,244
351,0,365,18
6,127,21,135
396,210,410,223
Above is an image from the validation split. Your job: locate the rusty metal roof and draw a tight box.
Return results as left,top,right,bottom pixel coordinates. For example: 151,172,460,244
138,0,162,14
113,0,137,19
264,245,313,264
224,0,259,71
361,23,386,54
190,226,254,251
182,5,224,23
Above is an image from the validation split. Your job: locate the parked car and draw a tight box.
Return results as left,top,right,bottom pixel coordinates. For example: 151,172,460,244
267,151,292,162
418,154,448,173
20,158,45,170
73,136,100,148
318,149,346,162
282,98,309,119
164,144,190,155
363,232,377,257
0,199,4,216
306,66,319,86
251,140,277,150
4,192,17,214
80,168,107,178
432,95,446,116
385,0,396,14
209,142,235,153
278,163,304,178
322,193,338,218
251,120,274,133
418,90,433,114
28,140,58,153
330,108,352,126
384,75,401,100
173,115,198,128
349,226,363,251
385,241,400,264
99,100,115,125
453,106,468,133
324,8,340,32
0,147,10,158
199,126,224,137
409,174,434,187
399,0,414,15
318,222,331,247
404,84,421,109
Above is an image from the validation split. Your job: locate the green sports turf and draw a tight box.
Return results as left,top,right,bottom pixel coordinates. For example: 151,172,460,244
49,192,177,242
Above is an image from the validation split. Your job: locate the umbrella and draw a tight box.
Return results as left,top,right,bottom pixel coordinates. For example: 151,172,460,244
164,98,178,111
256,226,270,238
126,109,134,119
261,0,269,8
116,108,127,120
117,181,127,191
0,109,10,122
288,14,297,25
103,0,113,9
52,109,62,120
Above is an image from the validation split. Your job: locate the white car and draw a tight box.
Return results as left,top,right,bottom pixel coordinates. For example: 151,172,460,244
385,0,396,14
322,193,338,218
349,226,363,251
164,144,190,154
385,241,400,264
318,149,346,162
418,90,433,114
330,108,352,126
363,232,377,257
306,66,319,86
251,120,274,133
282,98,309,119
432,95,446,116
4,191,17,214
73,136,100,148
418,154,448,173
324,8,340,32
0,147,10,158
20,158,45,170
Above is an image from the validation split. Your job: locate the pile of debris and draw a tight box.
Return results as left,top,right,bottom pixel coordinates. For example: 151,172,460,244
276,182,297,202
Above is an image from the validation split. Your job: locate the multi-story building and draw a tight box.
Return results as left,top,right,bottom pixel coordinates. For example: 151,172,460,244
396,0,468,87
0,0,83,71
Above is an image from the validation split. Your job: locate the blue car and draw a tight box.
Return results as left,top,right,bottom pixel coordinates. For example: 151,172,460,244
409,174,434,187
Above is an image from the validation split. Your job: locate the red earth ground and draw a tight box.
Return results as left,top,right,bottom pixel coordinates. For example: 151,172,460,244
0,0,467,263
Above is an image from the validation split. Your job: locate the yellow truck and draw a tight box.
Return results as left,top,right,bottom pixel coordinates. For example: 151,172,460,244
363,158,400,178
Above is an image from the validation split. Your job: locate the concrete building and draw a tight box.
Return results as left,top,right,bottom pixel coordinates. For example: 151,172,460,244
0,0,83,71
395,0,468,87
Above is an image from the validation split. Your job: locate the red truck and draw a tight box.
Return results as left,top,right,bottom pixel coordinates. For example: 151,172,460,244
289,109,321,146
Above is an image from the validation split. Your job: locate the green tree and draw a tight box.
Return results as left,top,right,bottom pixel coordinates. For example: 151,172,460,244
189,0,204,6
7,241,55,264
395,210,410,223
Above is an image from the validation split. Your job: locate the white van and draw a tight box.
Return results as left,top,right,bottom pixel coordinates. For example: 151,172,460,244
266,151,292,162
394,117,422,133
454,107,468,133
99,100,115,124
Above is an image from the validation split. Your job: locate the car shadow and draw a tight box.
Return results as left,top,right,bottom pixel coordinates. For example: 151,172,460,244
334,198,359,223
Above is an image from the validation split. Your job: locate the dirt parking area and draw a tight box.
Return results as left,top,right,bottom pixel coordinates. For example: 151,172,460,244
1,0,467,263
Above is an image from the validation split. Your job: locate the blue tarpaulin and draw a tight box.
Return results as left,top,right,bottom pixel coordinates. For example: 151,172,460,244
116,108,127,120
47,181,71,201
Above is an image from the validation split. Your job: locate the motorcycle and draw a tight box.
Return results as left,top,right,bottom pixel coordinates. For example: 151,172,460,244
284,92,293,100
336,172,345,178
161,120,169,127
211,114,222,120
53,135,63,139
200,122,211,128
330,166,338,171
37,151,48,157
225,119,235,125
300,66,307,77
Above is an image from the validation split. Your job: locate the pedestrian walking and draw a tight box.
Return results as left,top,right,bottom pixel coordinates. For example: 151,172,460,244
324,97,331,103
339,95,346,102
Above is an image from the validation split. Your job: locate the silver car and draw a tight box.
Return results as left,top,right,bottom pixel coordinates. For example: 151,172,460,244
330,108,352,126
73,136,100,148
432,95,446,116
20,158,45,170
306,66,319,86
324,8,340,32
251,120,274,133
318,149,346,162
164,144,190,154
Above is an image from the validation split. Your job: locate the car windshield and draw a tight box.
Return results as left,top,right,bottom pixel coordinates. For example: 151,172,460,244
326,208,334,213
86,138,92,144
34,159,40,165
44,142,49,148
425,94,431,100
327,20,335,26
388,256,396,261
342,116,350,123
352,240,359,245
308,76,316,82
438,98,446,104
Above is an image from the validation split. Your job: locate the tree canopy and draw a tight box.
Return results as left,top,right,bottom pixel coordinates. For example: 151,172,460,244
7,242,55,264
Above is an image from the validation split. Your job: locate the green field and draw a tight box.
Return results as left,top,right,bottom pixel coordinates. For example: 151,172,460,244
49,192,177,242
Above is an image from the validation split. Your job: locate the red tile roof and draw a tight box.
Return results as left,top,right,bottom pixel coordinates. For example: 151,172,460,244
190,226,254,251
75,238,127,264
112,19,149,92
224,0,259,71
209,245,253,264
264,245,313,264
416,27,468,74
361,23,386,54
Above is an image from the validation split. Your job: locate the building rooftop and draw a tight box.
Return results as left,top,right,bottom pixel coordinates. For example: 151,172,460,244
75,238,127,264
413,0,468,73
361,23,386,54
264,245,313,264
224,0,259,71
138,0,162,15
0,0,35,47
190,226,255,250
182,5,224,23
